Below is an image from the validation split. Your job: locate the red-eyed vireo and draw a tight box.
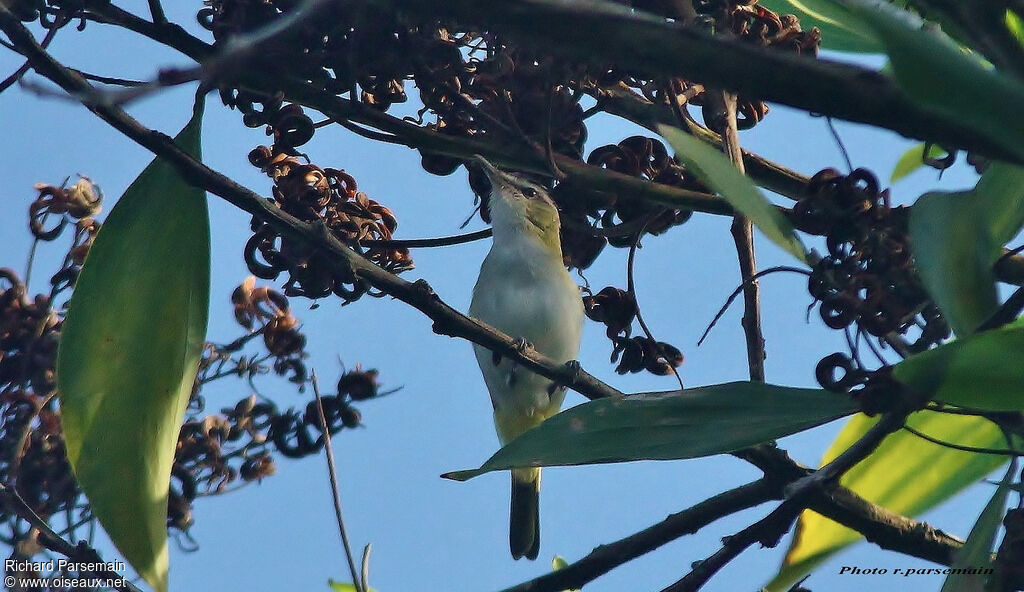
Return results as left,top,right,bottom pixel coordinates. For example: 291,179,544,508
469,155,584,560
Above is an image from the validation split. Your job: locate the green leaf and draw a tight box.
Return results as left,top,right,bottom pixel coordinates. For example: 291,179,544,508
848,2,1024,163
443,382,855,481
1007,10,1024,49
328,581,377,592
758,0,882,53
940,460,1015,592
890,143,948,183
893,319,1024,411
910,191,999,336
910,163,1024,336
56,102,208,592
765,411,1007,592
657,124,808,263
974,162,1024,246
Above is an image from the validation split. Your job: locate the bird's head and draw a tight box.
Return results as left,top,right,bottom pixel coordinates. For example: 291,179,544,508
472,155,562,254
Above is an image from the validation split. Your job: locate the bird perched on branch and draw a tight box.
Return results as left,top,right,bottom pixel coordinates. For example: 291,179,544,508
469,155,584,560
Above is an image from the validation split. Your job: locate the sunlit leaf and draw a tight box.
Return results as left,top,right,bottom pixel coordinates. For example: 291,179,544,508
758,0,881,53
765,411,1007,592
890,143,948,183
444,382,855,481
1006,10,1024,49
849,1,1024,163
940,460,1015,592
56,102,208,592
893,320,1024,411
658,124,808,262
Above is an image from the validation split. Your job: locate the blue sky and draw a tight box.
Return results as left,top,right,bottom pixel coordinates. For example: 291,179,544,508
0,2,1004,591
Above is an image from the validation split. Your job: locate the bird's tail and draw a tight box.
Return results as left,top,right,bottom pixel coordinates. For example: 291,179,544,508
510,467,540,560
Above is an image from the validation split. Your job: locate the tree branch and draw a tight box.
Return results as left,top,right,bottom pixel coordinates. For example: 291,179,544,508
0,7,622,402
498,479,776,592
370,0,1023,164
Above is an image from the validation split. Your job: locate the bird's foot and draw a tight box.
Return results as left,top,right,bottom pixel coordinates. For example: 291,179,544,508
563,359,582,383
511,337,534,355
547,361,581,395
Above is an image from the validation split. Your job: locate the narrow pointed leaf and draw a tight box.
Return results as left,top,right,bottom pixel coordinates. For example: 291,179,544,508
940,460,1015,592
765,411,1007,592
444,382,855,481
890,143,948,183
658,124,808,263
758,0,881,53
56,104,208,592
893,320,1024,411
848,1,1024,163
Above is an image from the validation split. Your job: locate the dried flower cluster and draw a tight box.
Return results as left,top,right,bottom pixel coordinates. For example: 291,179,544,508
793,168,950,398
1,187,387,563
583,287,684,376
245,105,413,303
200,0,816,267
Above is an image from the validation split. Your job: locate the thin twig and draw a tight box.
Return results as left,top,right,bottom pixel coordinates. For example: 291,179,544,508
311,371,364,592
719,90,766,382
358,228,491,248
824,116,853,173
902,425,1021,456
0,20,61,94
697,266,810,346
626,216,684,390
147,0,167,25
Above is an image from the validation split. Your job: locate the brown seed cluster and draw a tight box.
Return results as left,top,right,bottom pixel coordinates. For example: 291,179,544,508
794,168,950,397
200,2,817,272
583,287,684,376
245,105,413,303
1,188,387,556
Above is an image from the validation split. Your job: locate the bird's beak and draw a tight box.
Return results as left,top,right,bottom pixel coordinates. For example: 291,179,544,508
471,155,511,187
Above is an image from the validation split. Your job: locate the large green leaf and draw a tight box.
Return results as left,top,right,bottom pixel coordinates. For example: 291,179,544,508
758,0,881,53
940,460,1015,592
56,103,209,592
910,191,999,336
444,382,855,481
658,124,808,263
765,411,1007,592
910,164,1024,336
848,2,1024,163
893,320,1024,411
974,163,1024,245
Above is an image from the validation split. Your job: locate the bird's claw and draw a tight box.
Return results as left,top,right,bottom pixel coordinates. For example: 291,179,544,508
562,360,582,383
511,337,534,354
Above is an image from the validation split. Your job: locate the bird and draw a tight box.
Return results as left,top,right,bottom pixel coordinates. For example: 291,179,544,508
468,155,584,560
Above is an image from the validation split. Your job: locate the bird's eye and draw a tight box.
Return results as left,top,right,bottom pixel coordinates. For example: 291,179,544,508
522,187,537,198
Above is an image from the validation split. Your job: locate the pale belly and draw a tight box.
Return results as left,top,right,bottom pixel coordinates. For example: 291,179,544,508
469,246,584,434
